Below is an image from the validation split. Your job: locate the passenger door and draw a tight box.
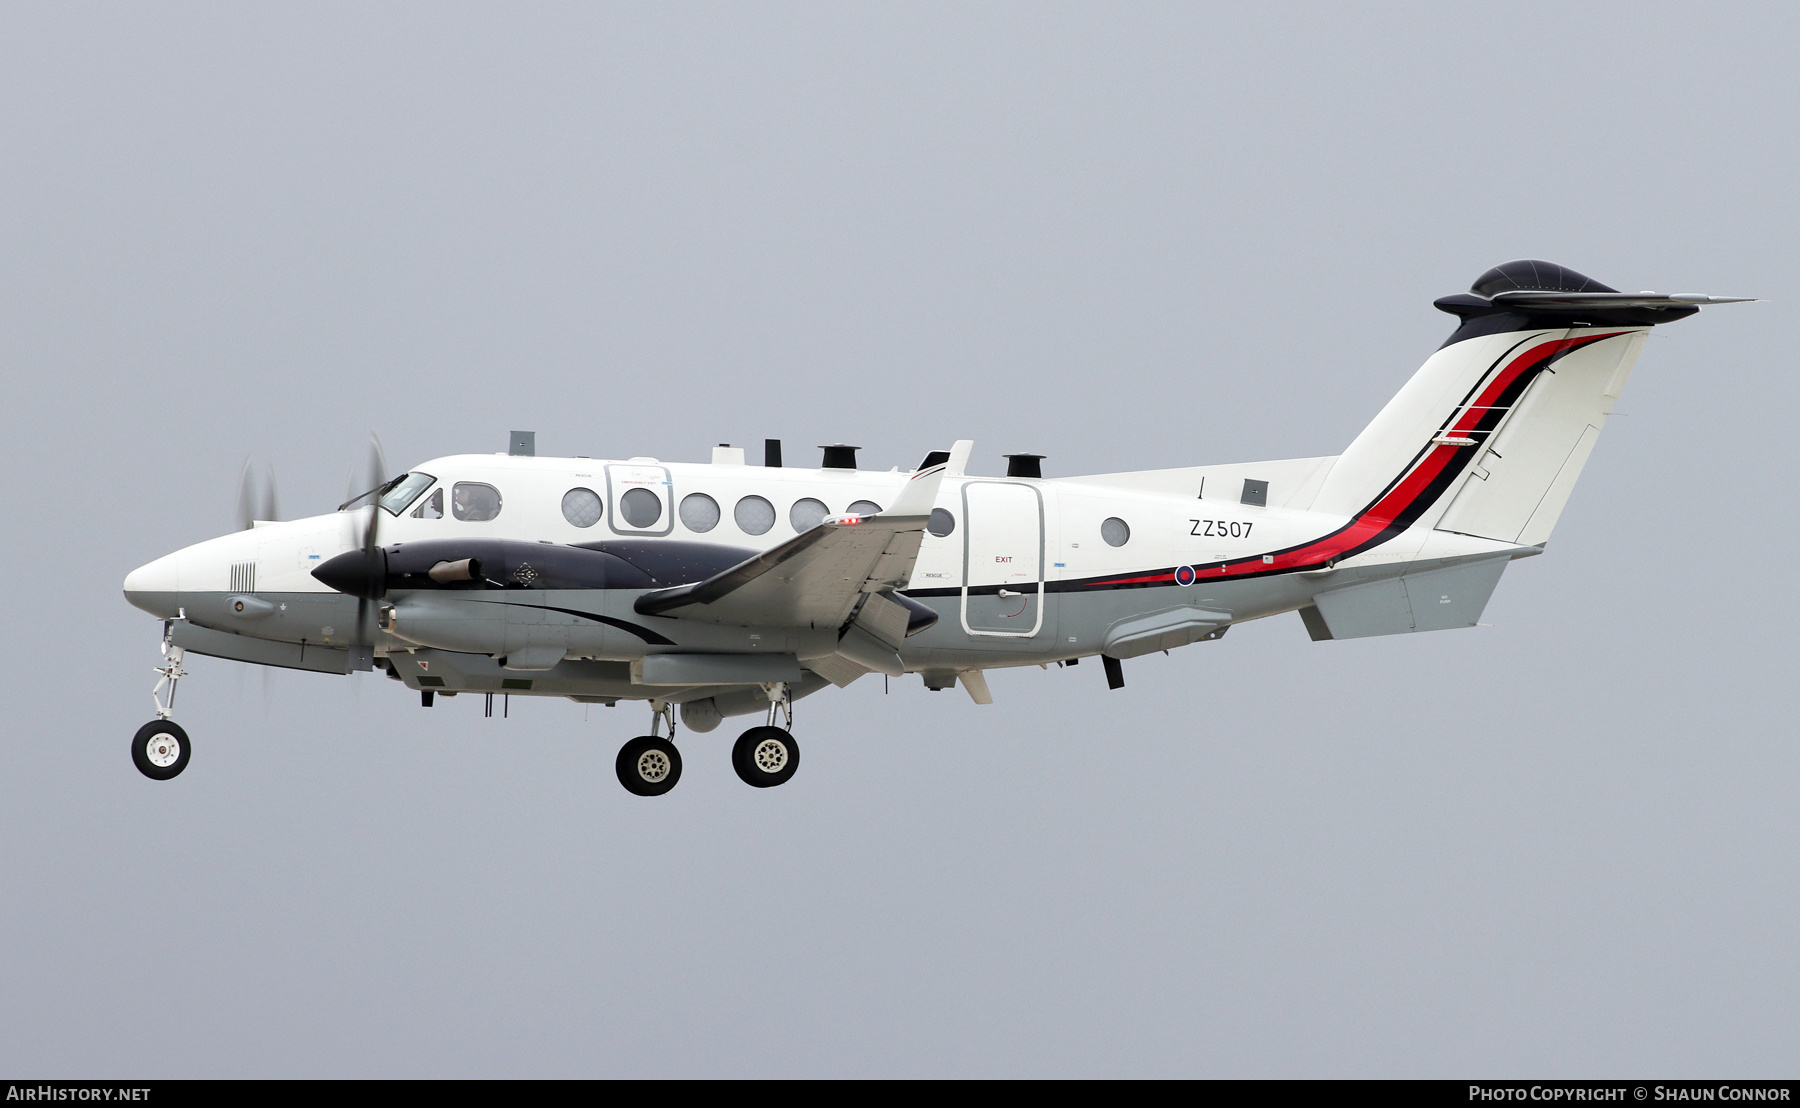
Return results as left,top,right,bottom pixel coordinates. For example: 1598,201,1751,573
961,481,1044,636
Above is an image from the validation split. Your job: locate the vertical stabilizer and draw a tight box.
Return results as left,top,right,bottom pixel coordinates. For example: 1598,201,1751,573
1310,261,1737,549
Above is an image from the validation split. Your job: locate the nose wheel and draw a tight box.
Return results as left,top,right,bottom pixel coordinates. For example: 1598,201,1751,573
133,719,191,780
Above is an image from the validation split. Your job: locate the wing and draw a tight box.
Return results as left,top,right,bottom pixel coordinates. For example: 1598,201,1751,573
634,513,928,629
633,458,953,683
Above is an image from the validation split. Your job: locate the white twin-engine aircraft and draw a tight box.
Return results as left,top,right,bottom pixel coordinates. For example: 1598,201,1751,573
123,261,1750,794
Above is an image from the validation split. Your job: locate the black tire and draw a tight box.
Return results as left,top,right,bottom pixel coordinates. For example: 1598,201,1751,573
616,735,682,797
732,726,799,788
132,719,191,781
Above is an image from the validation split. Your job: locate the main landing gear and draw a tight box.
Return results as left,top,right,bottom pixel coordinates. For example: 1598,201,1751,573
133,621,192,780
616,701,683,796
732,726,799,788
612,684,802,796
732,682,798,788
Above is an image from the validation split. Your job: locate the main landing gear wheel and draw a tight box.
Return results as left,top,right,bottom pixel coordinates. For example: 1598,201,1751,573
132,720,191,781
732,726,799,788
616,735,682,797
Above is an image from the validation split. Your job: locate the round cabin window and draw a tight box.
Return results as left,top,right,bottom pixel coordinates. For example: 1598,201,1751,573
561,487,603,528
789,498,830,533
1101,517,1131,547
620,487,663,528
679,492,721,533
846,500,882,518
734,495,776,536
927,508,956,537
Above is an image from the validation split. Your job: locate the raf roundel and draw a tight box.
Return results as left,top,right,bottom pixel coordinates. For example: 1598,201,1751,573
1174,564,1197,587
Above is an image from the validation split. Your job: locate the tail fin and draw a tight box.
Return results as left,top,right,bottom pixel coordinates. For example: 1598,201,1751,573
1312,260,1747,546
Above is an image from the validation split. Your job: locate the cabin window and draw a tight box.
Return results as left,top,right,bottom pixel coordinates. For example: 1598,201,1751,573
846,499,882,518
619,487,663,528
927,508,955,537
562,487,603,528
789,498,830,533
380,472,435,515
411,488,444,519
1101,517,1131,547
735,495,775,536
452,482,503,522
680,493,721,533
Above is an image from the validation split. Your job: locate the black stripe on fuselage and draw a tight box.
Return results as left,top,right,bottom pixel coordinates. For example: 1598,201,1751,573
507,603,678,645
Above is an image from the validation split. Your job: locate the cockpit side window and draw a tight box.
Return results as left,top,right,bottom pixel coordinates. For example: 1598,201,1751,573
452,482,503,522
411,488,444,519
378,472,436,516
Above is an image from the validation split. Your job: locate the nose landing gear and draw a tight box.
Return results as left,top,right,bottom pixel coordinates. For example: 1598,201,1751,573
133,620,192,780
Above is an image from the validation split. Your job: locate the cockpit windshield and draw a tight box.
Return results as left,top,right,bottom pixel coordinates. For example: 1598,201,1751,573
341,472,435,515
378,472,436,515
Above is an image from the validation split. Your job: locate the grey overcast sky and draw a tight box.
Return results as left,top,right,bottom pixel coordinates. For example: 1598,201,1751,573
3,1,1796,1078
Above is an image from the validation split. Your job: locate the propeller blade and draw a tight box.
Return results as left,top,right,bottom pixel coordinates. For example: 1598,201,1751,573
361,433,388,553
236,459,282,530
236,458,256,531
356,433,389,651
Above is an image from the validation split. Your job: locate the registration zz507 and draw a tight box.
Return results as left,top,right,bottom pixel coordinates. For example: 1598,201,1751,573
1190,518,1253,538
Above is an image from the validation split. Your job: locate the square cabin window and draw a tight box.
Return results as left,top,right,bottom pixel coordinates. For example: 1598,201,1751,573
451,482,502,522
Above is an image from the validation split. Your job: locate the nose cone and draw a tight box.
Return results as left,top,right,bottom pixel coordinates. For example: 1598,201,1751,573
123,552,183,617
313,547,387,599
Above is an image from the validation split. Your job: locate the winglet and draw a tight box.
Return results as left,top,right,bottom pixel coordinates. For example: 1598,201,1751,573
886,453,953,519
945,439,973,477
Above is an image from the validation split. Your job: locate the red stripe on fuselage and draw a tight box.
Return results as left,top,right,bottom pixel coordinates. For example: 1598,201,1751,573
1081,331,1626,590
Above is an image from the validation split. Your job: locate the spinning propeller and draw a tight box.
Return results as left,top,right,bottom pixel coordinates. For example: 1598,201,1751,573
341,434,390,652
235,459,280,531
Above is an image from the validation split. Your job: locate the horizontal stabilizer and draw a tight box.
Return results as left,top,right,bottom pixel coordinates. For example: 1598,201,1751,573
1489,290,1756,310
1304,556,1508,640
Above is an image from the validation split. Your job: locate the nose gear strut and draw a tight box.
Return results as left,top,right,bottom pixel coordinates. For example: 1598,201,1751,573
134,616,194,780
151,616,187,721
